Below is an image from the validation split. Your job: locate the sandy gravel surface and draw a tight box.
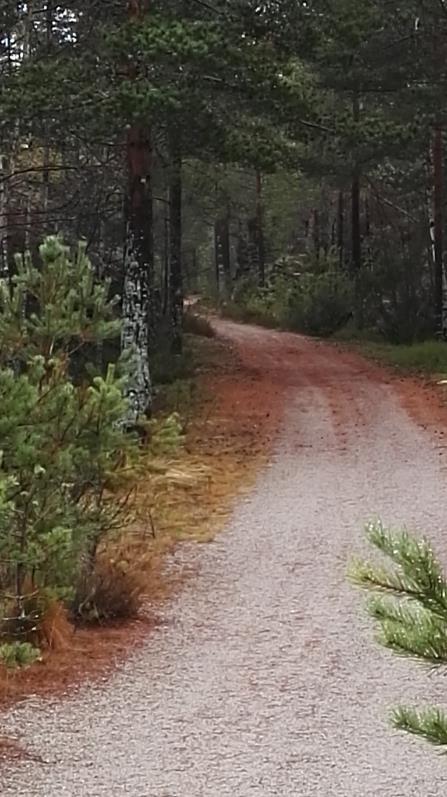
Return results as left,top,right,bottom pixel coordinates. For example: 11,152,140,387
2,321,447,796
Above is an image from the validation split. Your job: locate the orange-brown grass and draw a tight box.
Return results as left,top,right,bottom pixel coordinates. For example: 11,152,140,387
135,336,283,546
38,602,73,651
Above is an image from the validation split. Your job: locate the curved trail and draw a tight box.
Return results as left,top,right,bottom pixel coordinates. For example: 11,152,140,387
2,320,447,796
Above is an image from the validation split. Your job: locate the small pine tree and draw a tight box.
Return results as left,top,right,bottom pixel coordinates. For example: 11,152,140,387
0,236,138,635
350,521,447,748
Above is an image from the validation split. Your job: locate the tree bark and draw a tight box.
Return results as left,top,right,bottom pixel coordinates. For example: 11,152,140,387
256,171,265,286
0,154,8,278
168,134,183,355
121,0,153,422
351,176,361,273
235,219,249,281
215,214,231,298
163,209,169,317
433,124,444,334
352,95,361,274
337,190,344,268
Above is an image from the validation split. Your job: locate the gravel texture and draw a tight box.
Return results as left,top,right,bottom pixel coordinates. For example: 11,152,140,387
2,322,447,796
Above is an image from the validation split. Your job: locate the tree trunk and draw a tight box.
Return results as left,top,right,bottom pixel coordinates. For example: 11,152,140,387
168,135,183,355
0,154,8,278
215,214,231,298
352,95,361,274
235,219,249,281
433,124,444,334
121,0,153,423
351,175,361,273
42,0,53,225
256,171,265,286
163,209,169,316
337,190,344,268
312,208,320,260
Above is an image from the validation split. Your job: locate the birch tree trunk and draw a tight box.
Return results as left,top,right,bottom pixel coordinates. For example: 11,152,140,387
0,154,8,278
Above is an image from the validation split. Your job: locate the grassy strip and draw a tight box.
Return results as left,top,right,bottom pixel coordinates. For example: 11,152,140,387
334,327,447,376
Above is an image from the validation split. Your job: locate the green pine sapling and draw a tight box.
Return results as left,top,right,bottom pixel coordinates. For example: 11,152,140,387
0,236,138,637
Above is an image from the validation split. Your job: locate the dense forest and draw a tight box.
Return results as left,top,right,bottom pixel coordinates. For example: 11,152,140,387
2,0,447,400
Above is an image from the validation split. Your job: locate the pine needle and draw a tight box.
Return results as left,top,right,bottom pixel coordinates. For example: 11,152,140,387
392,707,447,748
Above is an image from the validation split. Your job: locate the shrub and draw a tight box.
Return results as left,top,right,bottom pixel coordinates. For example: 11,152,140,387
226,256,353,337
0,642,41,669
0,236,138,636
286,270,354,336
147,413,185,456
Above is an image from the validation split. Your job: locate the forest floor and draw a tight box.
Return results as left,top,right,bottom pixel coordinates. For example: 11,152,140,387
3,320,447,794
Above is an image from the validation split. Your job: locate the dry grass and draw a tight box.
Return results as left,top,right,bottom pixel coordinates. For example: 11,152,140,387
132,336,281,548
38,602,73,651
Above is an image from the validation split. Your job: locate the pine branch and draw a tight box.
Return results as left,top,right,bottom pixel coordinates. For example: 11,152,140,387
392,707,447,747
378,616,447,664
367,595,430,627
352,522,447,620
348,558,422,597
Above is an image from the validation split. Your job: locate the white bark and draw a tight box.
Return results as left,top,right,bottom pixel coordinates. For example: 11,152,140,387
121,228,152,424
0,154,8,277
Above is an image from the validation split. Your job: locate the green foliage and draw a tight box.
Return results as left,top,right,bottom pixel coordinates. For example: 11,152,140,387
341,339,447,375
285,268,353,337
392,707,447,747
226,253,353,337
350,522,447,748
147,413,185,457
0,642,41,670
0,237,137,632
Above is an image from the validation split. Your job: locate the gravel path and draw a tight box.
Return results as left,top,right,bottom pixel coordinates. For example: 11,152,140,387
2,321,447,796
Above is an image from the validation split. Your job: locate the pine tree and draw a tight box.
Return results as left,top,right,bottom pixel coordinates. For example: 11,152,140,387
0,236,137,635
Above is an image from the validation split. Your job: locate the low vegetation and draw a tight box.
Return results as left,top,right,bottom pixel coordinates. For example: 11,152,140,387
344,339,447,377
223,252,353,338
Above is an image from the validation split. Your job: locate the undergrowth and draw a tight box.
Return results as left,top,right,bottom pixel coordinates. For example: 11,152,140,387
0,642,41,670
222,252,353,337
335,333,447,376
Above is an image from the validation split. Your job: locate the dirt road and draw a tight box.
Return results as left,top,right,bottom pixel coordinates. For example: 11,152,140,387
2,320,447,796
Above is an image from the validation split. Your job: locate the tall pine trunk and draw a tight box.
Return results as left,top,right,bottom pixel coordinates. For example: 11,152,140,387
121,0,153,422
168,134,183,354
